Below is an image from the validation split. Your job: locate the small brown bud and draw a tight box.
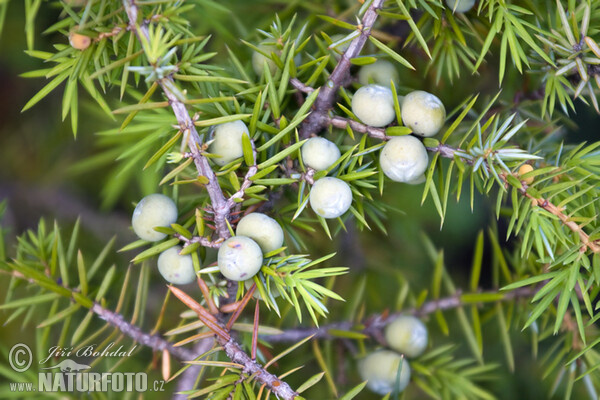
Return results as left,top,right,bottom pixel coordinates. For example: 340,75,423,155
518,164,534,185
69,32,91,51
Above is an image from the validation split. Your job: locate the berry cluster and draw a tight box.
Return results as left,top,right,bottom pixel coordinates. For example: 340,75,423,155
131,194,285,285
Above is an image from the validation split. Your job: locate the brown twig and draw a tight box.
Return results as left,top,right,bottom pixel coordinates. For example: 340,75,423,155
323,113,600,254
329,115,390,140
424,143,600,254
91,303,197,360
169,286,298,399
290,78,315,94
298,0,385,138
122,0,231,240
175,233,224,249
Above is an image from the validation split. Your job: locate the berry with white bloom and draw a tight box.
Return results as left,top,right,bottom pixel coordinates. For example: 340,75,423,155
309,177,353,219
401,90,446,137
252,44,278,76
351,85,396,127
236,213,284,254
379,136,429,183
358,60,399,87
359,350,411,395
301,137,341,171
157,246,196,285
218,236,263,281
384,316,428,358
131,194,178,242
446,0,476,13
209,120,250,166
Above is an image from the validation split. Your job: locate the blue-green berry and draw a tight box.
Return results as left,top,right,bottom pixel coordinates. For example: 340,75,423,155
131,194,178,242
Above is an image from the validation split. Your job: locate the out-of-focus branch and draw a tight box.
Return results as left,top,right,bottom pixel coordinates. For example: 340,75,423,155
262,287,537,343
299,0,385,138
172,338,215,400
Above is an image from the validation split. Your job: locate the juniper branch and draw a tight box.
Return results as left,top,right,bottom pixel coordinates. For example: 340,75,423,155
322,113,600,254
169,285,298,399
426,143,600,254
122,0,231,239
328,115,390,140
92,302,198,360
290,78,315,94
299,0,385,138
175,233,224,249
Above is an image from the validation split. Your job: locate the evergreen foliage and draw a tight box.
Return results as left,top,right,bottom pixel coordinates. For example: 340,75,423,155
1,0,600,398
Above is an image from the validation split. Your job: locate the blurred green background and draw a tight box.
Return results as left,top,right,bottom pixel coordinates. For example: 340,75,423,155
0,1,598,399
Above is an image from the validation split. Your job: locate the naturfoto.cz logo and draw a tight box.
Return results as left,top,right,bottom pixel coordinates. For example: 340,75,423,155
7,343,165,393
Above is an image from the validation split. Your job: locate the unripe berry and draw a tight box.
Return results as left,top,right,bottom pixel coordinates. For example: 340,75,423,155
131,194,178,242
351,85,396,128
359,350,411,395
401,90,446,137
235,213,284,254
446,0,476,13
209,120,250,166
379,136,429,183
358,60,399,87
252,43,279,76
301,137,341,171
309,177,353,219
407,174,426,185
384,316,428,358
218,236,263,281
157,246,196,285
518,164,535,185
69,32,91,51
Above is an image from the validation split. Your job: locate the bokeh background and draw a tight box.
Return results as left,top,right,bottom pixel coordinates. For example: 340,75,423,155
0,1,598,399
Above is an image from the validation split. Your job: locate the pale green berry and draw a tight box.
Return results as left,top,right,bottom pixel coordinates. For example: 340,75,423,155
379,136,429,183
446,0,476,13
406,174,426,185
157,246,196,285
252,44,279,76
359,350,411,395
352,85,396,127
384,316,428,358
301,137,341,171
236,213,284,254
401,90,446,137
309,177,353,219
131,194,178,242
218,236,263,281
209,120,249,166
358,60,399,87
